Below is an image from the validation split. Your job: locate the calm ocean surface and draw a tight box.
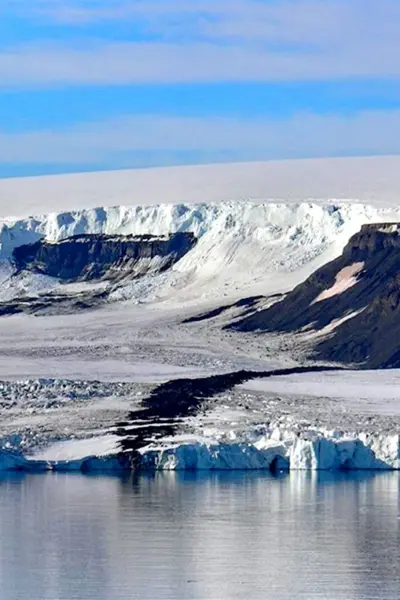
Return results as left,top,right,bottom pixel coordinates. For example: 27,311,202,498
0,471,399,600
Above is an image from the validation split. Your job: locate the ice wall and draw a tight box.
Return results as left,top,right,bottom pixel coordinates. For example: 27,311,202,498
138,430,400,471
1,429,399,473
2,202,400,300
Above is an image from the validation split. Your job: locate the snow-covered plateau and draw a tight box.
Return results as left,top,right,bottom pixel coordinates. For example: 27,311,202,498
1,157,400,473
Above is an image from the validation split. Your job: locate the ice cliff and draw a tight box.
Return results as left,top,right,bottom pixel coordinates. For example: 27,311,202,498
1,428,399,473
2,202,400,301
137,427,400,472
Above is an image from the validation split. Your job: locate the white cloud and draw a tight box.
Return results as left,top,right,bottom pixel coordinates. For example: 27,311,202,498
1,36,400,87
2,0,400,84
18,0,400,35
1,110,400,164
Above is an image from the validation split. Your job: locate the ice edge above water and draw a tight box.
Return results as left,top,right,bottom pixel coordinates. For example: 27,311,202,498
1,429,399,473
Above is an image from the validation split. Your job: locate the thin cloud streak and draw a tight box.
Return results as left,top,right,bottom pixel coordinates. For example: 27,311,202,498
1,39,400,87
13,0,400,33
2,0,400,85
1,110,400,164
10,0,400,48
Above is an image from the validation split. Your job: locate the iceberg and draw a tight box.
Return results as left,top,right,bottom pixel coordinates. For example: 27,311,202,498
0,449,130,474
139,442,290,471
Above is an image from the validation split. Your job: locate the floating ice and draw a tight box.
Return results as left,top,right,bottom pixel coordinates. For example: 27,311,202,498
138,429,400,472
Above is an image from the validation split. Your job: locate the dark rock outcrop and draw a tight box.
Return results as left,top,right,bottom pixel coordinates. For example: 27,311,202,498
182,295,268,324
13,232,196,282
0,232,196,316
116,365,343,469
230,223,400,369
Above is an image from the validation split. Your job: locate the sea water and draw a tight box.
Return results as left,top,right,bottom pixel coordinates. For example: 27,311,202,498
0,471,399,600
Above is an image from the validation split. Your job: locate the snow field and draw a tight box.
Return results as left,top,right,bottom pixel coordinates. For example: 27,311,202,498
2,156,400,218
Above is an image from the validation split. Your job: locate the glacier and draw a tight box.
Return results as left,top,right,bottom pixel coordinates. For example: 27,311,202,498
1,159,400,476
2,201,400,303
2,366,399,474
137,425,400,472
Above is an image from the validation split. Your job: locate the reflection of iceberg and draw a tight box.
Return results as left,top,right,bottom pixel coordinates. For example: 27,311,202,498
1,428,399,473
0,449,130,474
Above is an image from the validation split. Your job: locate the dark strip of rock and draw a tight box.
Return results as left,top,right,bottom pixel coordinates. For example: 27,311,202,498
182,295,267,324
0,289,109,317
116,365,343,469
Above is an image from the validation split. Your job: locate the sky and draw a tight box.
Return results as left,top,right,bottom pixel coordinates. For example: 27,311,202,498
1,0,400,178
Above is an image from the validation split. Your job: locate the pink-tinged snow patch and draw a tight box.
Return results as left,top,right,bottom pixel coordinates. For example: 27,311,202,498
312,262,364,304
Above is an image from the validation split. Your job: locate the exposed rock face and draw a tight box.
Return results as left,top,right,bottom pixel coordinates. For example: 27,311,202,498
12,232,196,282
0,232,196,316
231,223,400,369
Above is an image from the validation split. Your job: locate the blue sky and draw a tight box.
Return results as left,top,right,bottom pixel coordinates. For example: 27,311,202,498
1,0,400,177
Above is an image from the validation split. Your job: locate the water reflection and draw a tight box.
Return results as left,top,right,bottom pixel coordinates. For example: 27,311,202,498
0,471,399,600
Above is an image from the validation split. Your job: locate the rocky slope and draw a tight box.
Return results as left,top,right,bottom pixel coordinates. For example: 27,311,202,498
231,224,400,369
0,232,196,316
12,232,196,282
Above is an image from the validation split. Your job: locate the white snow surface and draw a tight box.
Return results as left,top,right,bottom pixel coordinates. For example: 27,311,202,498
31,435,120,462
241,370,400,414
2,156,400,218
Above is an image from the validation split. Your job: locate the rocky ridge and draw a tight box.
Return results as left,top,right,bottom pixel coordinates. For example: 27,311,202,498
231,223,400,369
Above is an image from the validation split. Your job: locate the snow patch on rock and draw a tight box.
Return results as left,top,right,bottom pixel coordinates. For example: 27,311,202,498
312,262,364,304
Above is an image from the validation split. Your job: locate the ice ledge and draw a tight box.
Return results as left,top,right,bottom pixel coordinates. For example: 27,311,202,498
138,430,400,471
1,429,399,473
